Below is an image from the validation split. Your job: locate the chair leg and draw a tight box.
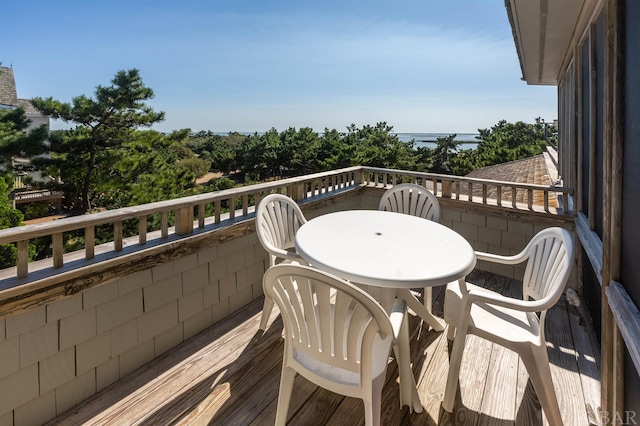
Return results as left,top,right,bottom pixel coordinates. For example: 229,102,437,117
446,324,456,341
424,286,432,313
365,375,384,426
259,296,275,331
443,327,467,412
523,346,563,426
275,365,296,426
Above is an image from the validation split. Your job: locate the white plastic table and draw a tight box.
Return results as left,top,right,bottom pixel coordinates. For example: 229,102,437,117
294,209,476,413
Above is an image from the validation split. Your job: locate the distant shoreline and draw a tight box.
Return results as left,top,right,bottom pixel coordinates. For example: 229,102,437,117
212,131,480,141
210,131,480,149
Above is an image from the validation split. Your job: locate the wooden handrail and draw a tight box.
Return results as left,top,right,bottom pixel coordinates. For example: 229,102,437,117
606,281,640,375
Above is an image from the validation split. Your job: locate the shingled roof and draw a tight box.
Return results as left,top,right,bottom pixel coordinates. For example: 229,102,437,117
0,66,18,105
464,152,559,207
0,66,40,115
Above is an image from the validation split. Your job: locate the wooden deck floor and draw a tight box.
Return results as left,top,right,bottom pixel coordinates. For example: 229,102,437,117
48,272,602,425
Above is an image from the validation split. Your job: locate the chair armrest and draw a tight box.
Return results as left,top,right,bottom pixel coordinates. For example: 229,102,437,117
475,250,529,266
282,250,303,261
270,247,303,262
466,289,553,313
389,298,407,340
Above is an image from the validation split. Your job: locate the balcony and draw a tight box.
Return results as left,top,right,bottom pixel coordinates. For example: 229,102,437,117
0,167,599,425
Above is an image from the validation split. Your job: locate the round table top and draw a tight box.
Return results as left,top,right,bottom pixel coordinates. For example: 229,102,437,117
294,210,476,288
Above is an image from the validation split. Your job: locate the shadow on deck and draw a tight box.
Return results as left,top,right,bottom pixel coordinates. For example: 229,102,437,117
47,272,601,425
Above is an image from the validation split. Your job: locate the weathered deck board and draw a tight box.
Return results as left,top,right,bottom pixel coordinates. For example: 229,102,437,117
479,343,519,424
568,306,602,425
48,273,600,426
454,335,494,425
515,359,544,426
546,304,591,426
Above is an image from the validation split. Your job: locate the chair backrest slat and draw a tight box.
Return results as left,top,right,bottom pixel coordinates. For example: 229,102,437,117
256,194,307,265
264,265,394,374
379,183,440,222
522,228,573,307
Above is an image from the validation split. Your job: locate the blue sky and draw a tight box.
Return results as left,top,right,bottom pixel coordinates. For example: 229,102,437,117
0,0,557,134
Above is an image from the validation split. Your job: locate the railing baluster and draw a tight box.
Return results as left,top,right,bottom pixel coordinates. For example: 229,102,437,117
198,204,205,228
482,184,487,204
86,226,95,258
442,180,451,198
138,216,147,245
17,239,28,278
527,188,533,210
242,195,248,216
215,199,221,224
175,207,193,235
114,221,123,251
161,211,168,238
53,232,63,268
468,182,473,202
455,181,460,200
544,189,549,211
512,187,517,208
229,197,236,220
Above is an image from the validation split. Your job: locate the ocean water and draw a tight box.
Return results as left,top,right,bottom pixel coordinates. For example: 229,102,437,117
394,133,479,150
212,132,480,150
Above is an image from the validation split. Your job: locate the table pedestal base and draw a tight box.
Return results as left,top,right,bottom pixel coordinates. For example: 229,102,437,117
396,288,445,332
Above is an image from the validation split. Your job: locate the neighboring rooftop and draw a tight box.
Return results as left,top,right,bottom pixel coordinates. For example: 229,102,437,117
0,66,18,105
465,152,559,207
0,66,40,114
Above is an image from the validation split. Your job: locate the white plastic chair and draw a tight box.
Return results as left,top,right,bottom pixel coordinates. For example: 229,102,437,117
256,194,307,331
263,264,406,426
378,183,440,312
442,227,574,425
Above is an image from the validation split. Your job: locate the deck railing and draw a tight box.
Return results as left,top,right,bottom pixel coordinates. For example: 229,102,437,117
0,166,572,292
361,167,573,214
0,167,361,285
13,189,64,205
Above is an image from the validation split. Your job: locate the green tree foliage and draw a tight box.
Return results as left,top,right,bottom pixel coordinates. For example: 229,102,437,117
182,120,547,182
0,107,49,173
92,130,198,208
279,127,321,175
414,145,434,172
450,120,549,175
431,134,461,175
190,122,417,182
187,132,235,174
345,122,415,170
317,128,351,170
0,105,48,267
0,177,24,268
32,69,165,212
